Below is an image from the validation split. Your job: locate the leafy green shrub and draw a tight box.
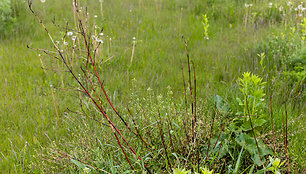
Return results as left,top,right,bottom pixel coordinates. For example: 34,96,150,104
234,72,267,132
282,47,306,83
0,0,17,36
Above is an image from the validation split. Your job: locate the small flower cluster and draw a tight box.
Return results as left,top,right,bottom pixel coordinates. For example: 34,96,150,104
91,33,104,43
245,3,253,8
67,31,77,41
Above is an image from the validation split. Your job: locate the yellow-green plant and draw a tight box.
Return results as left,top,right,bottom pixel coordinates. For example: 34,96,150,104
258,52,266,73
300,18,306,41
267,156,286,174
237,72,266,119
172,168,190,174
201,167,213,174
201,14,209,40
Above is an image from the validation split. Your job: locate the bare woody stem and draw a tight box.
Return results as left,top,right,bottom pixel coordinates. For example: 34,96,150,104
27,1,151,172
245,98,264,167
269,94,276,157
284,102,290,173
181,63,190,143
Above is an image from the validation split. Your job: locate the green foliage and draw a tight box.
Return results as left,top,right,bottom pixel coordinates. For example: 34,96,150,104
300,18,306,41
0,0,17,35
201,14,209,40
267,156,286,174
235,133,272,166
234,72,266,132
71,159,92,173
200,167,213,174
172,168,191,174
1,0,305,173
282,47,306,84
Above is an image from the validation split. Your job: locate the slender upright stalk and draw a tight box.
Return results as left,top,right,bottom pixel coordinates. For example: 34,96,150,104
246,98,264,167
181,63,190,142
284,102,290,173
269,94,276,157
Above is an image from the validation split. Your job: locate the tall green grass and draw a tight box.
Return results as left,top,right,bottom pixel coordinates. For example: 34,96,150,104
1,0,305,173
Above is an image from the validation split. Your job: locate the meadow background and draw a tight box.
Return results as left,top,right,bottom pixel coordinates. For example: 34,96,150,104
0,0,305,173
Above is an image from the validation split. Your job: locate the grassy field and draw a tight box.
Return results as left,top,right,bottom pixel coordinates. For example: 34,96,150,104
1,0,305,173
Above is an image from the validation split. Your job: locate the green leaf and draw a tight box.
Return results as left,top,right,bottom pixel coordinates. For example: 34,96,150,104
71,158,86,169
235,133,273,166
233,146,244,174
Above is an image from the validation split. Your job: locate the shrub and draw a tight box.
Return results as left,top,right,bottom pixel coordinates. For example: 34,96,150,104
0,0,17,36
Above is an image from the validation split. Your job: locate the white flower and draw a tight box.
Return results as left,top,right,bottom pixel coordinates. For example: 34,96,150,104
99,33,103,36
96,38,103,43
38,54,41,57
67,31,73,36
249,4,253,7
295,8,298,11
109,37,111,41
41,0,46,3
303,7,306,11
287,1,292,6
63,41,68,45
268,2,273,8
298,5,303,10
83,167,90,173
94,15,98,18
132,37,136,40
279,6,283,11
72,36,77,41
245,3,249,8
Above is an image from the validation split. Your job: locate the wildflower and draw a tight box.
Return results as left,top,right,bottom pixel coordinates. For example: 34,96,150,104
249,4,253,7
83,167,90,173
269,2,273,8
298,5,303,10
245,3,249,8
41,0,46,3
67,31,73,36
279,6,283,11
99,32,103,36
72,36,77,41
133,36,136,40
96,38,103,43
94,15,98,18
63,41,68,45
295,8,298,11
91,35,96,40
287,1,292,6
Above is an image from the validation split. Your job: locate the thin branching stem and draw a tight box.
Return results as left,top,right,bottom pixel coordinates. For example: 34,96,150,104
28,1,151,172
